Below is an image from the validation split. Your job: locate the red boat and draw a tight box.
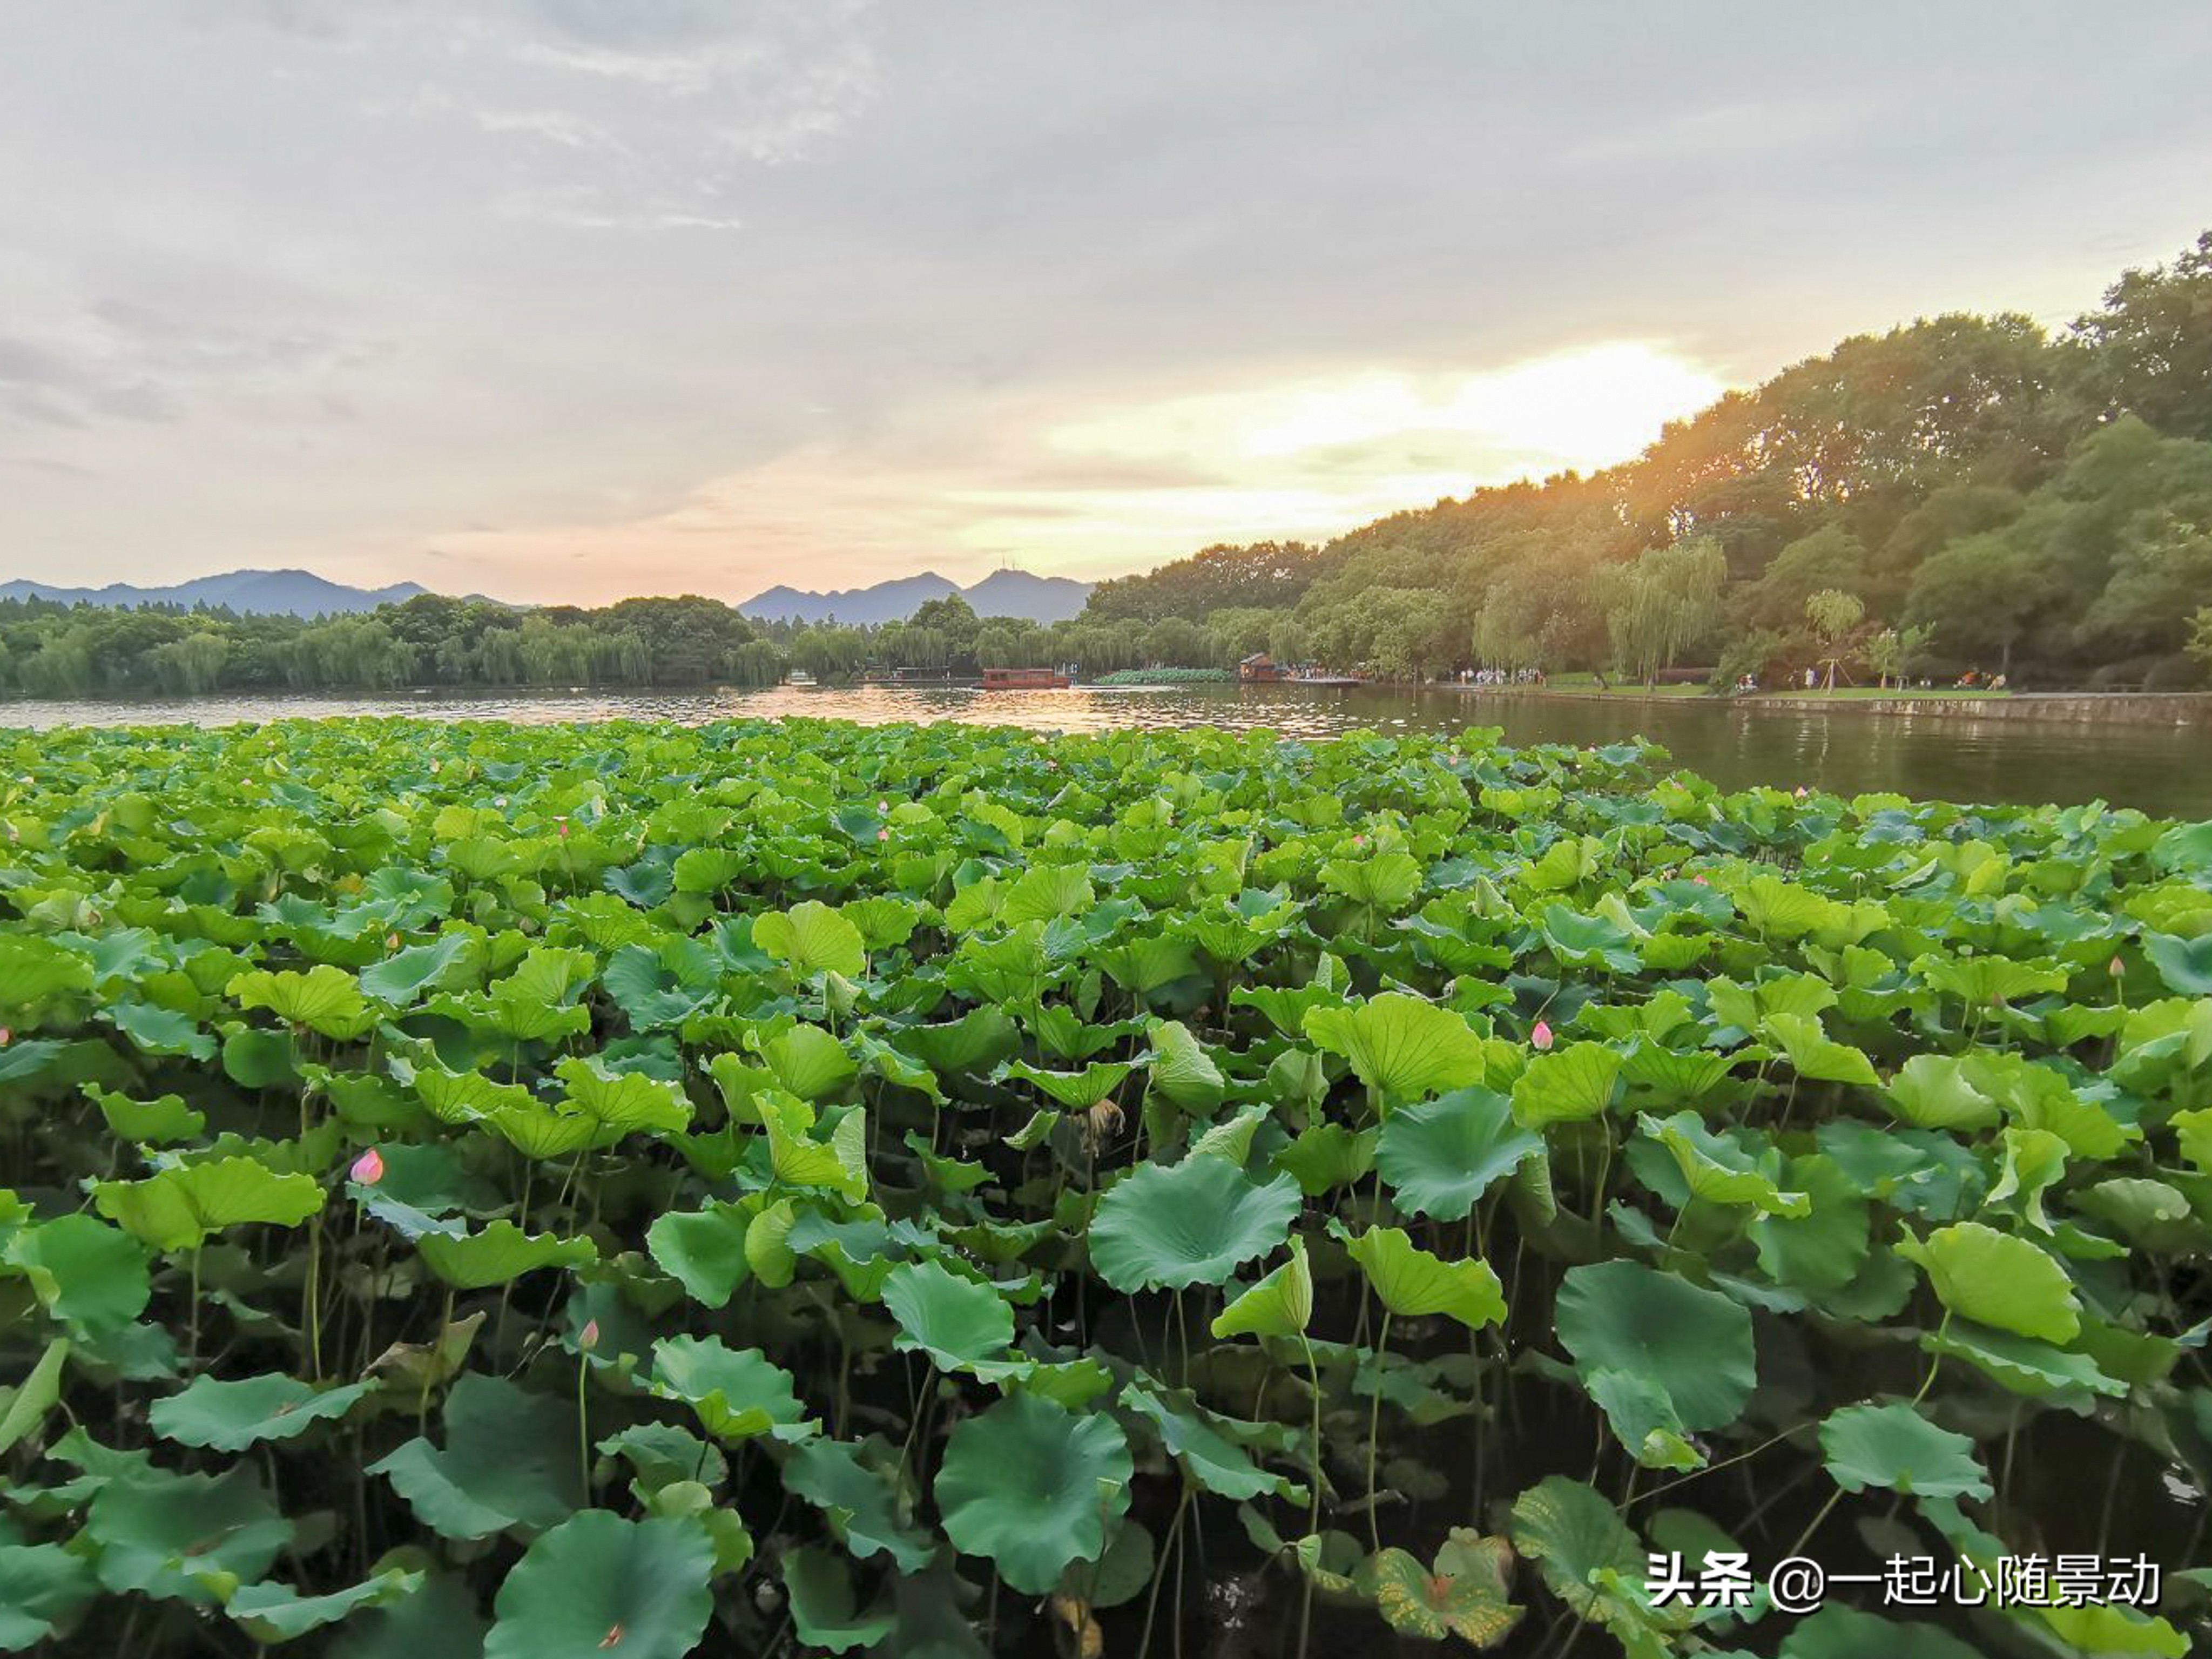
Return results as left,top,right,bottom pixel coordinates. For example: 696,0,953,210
980,666,1071,690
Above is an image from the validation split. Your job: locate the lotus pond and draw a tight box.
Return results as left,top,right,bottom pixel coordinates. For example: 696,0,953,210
0,717,2208,1658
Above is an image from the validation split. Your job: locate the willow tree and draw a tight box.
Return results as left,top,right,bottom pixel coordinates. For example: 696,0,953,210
1603,537,1725,686
1805,588,1866,689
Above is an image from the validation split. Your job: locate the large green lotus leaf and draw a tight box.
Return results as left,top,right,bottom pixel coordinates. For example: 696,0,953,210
1539,904,1641,973
85,1084,206,1145
1920,1320,2125,1399
1817,1402,1991,1500
1554,1260,1756,1432
880,1260,1014,1373
1584,1368,1701,1471
1002,863,1096,924
390,1056,535,1125
228,963,375,1038
1338,1223,1504,1328
652,1335,815,1444
4,1213,150,1333
1271,1122,1376,1196
784,1546,898,1654
0,1540,97,1651
1642,1111,1809,1216
2031,1603,2191,1658
1209,1236,1313,1339
1748,1155,1870,1294
1508,1475,1684,1642
1370,1530,1523,1649
360,933,477,1006
369,1373,584,1539
935,1393,1132,1595
2167,1105,2212,1170
417,1221,597,1290
1884,1055,1999,1130
329,1570,487,1659
150,1371,375,1451
754,1024,860,1101
483,1512,714,1659
1894,1222,2080,1343
1303,993,1492,1107
105,1000,215,1060
1088,1157,1300,1291
1510,1042,1623,1128
1760,1011,1879,1088
228,1569,424,1644
1319,849,1422,911
0,934,92,1008
1777,1604,1985,1659
1619,1041,1740,1105
2143,929,2212,996
93,1158,326,1252
87,1467,292,1605
780,1437,938,1573
646,1202,753,1309
895,1007,1022,1076
1374,1088,1540,1220
998,1058,1132,1109
1145,1019,1226,1110
552,1057,691,1137
1120,1384,1305,1502
759,1091,870,1203
755,900,867,980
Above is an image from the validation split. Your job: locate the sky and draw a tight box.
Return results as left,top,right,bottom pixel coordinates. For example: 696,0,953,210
2,3,2209,607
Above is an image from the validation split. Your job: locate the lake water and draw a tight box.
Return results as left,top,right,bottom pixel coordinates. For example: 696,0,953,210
6,682,2208,819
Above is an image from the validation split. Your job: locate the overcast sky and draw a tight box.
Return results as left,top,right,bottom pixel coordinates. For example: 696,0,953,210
2,2,2208,605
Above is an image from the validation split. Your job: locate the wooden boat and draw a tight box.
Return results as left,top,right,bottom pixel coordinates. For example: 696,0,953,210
980,666,1071,690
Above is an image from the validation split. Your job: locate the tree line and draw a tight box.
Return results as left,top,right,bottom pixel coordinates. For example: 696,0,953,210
6,230,2209,700
1082,230,2212,690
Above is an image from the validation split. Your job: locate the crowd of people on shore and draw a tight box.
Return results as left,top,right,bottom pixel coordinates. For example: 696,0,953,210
1459,666,1547,687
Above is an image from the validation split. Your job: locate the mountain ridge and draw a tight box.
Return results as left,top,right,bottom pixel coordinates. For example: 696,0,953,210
0,568,434,618
738,568,1092,625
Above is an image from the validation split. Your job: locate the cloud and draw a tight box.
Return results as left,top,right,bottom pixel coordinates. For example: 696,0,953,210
4,2,2210,598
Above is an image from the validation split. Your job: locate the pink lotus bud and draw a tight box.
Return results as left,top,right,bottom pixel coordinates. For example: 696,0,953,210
557,818,570,838
494,795,507,809
351,1147,385,1184
1794,786,1809,799
0,1026,10,1047
2109,955,2125,977
1531,1019,1554,1051
1352,834,1366,848
1692,874,1709,886
877,827,889,843
579,1318,601,1352
877,799,889,815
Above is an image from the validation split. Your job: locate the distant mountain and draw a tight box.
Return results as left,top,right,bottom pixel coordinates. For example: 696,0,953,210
0,568,432,618
738,568,1093,626
739,572,961,626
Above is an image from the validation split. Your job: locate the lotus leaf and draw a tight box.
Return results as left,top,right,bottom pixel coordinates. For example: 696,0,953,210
1088,1157,1300,1291
935,1392,1132,1594
483,1511,714,1659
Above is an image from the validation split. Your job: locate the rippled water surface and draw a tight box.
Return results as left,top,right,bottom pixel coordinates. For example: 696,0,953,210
7,682,2208,818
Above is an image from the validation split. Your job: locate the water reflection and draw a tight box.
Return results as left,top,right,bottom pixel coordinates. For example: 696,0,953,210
4,682,2207,818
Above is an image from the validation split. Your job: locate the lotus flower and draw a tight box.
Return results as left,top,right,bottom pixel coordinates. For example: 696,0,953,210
0,1026,10,1047
1692,874,1709,886
1531,1019,1554,1051
878,799,889,815
558,819,570,838
351,1147,385,1184
1794,785,1809,799
579,1318,601,1352
2110,955,2126,977
878,827,890,843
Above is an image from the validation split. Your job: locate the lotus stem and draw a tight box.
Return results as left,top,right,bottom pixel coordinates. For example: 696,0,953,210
1365,1309,1392,1555
1296,1332,1322,1659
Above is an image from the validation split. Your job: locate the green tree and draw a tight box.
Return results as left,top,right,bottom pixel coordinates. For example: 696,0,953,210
1804,589,1866,690
2071,230,2212,441
1603,538,1725,686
